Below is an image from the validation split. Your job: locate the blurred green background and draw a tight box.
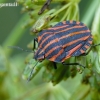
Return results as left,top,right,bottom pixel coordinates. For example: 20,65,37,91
0,0,100,100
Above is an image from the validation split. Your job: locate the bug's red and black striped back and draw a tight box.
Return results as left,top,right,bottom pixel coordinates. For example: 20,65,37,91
37,20,93,63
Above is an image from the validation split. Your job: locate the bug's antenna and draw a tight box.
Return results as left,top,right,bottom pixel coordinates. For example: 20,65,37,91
27,61,39,82
8,46,34,53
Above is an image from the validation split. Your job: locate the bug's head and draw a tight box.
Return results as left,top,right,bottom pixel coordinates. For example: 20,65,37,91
34,48,44,62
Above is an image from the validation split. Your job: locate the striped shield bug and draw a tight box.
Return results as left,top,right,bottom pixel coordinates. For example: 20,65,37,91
34,20,100,68
9,20,100,81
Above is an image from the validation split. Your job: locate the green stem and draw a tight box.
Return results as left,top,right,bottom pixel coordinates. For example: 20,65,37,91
61,5,72,21
72,3,79,20
67,6,72,20
76,3,79,21
51,2,72,18
3,14,29,56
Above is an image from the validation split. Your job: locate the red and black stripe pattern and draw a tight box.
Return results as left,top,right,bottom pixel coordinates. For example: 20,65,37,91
35,20,93,63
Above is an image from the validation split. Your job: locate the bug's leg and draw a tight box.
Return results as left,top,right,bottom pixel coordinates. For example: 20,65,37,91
62,62,85,68
80,43,100,56
53,62,57,69
38,0,52,14
33,38,38,50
